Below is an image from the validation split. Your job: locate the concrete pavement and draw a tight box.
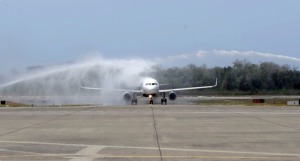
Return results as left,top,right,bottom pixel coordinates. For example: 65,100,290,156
0,105,300,160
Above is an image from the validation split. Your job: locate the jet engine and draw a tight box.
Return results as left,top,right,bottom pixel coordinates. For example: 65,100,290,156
123,92,131,101
168,91,177,101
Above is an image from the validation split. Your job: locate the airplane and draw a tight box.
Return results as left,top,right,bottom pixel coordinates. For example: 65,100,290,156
80,77,217,105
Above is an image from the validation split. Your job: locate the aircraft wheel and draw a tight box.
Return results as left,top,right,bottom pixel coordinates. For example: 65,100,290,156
165,99,167,105
132,99,137,105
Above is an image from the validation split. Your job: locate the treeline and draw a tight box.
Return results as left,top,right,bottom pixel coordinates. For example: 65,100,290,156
152,60,300,95
1,59,300,96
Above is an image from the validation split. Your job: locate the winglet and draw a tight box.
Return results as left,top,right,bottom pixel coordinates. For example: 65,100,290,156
214,78,218,87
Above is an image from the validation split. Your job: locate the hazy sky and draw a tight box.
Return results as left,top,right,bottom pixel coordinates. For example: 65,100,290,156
1,0,300,74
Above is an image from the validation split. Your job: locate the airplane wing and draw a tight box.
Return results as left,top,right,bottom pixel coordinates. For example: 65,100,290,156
159,83,169,86
80,85,141,93
159,78,217,93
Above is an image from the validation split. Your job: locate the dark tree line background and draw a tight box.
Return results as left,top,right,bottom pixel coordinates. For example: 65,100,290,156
151,60,300,95
0,59,300,96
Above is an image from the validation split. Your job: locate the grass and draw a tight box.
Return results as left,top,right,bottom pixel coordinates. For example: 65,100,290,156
1,99,299,107
194,99,299,106
0,101,98,107
0,101,28,107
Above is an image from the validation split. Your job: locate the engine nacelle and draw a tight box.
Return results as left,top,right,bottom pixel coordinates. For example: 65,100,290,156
123,92,131,101
168,91,177,101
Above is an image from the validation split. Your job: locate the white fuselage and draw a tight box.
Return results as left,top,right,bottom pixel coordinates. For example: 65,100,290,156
141,78,159,97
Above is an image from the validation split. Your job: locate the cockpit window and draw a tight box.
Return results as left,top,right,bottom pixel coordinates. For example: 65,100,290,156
145,83,157,86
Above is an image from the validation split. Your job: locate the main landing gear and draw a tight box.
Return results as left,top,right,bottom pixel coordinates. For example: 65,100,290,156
161,98,167,105
160,92,167,105
132,93,137,105
132,99,137,105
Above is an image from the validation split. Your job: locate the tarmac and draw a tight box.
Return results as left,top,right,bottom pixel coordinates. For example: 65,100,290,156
0,103,300,160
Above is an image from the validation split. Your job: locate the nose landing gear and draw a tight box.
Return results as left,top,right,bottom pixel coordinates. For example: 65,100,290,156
150,99,153,105
149,95,154,105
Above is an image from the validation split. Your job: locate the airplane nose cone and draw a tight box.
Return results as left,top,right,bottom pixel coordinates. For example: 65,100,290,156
148,89,157,93
144,86,158,94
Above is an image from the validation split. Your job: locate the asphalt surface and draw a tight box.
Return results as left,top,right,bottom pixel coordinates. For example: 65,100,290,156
2,95,300,106
0,104,300,161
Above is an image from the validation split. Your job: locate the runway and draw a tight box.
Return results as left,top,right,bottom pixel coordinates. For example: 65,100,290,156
0,105,300,160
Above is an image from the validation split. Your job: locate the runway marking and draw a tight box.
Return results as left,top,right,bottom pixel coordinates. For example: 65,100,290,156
165,111,300,115
0,154,299,160
68,146,105,161
0,140,300,157
0,148,39,155
75,146,105,155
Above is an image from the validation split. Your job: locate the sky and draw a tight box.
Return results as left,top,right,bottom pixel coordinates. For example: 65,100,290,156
1,0,300,74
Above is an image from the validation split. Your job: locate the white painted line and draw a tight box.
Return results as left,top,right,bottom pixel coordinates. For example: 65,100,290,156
68,146,105,161
160,147,300,157
75,146,105,155
0,140,299,157
0,149,39,155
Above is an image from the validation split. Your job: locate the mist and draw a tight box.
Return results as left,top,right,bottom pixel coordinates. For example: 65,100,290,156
156,50,300,70
0,55,156,105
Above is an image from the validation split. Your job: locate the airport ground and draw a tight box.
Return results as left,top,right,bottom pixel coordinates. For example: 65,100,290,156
1,95,300,107
0,98,300,160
